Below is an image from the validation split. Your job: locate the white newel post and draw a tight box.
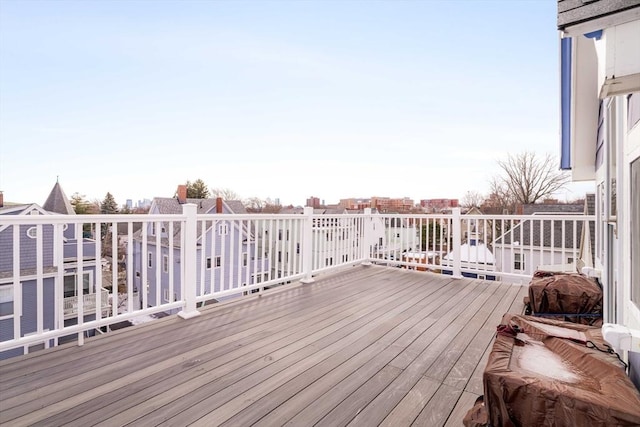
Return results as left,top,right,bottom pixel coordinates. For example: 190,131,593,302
300,206,315,284
452,207,462,279
179,203,201,319
361,208,373,266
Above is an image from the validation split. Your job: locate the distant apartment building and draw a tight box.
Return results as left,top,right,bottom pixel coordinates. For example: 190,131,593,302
306,196,321,208
338,198,371,210
420,198,459,213
371,197,414,212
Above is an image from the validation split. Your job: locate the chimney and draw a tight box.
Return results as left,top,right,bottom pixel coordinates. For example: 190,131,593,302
0,191,3,208
216,197,223,213
177,185,187,204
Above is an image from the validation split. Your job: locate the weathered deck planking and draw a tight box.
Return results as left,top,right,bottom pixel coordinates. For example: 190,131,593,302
0,265,524,426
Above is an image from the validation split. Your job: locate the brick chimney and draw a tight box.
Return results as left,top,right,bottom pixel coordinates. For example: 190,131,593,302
216,197,223,213
177,185,187,204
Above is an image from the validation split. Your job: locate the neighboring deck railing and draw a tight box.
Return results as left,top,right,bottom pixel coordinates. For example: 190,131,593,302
0,206,594,357
63,288,110,319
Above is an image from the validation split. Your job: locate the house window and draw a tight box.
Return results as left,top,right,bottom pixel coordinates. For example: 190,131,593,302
26,227,37,239
162,289,176,302
278,251,282,262
150,222,155,236
0,285,14,317
163,255,169,273
215,256,221,268
514,253,524,271
63,272,92,298
148,252,153,268
206,258,212,269
567,257,574,264
278,230,283,241
326,257,333,267
243,252,248,266
296,243,300,254
218,223,228,235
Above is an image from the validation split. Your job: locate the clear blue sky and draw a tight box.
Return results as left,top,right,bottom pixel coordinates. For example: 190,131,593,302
0,0,592,207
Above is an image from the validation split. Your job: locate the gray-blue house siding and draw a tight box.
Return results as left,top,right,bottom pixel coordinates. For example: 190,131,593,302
132,196,270,314
1,198,100,359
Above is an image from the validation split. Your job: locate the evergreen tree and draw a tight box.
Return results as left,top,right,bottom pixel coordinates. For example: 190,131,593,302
186,179,210,199
100,192,119,214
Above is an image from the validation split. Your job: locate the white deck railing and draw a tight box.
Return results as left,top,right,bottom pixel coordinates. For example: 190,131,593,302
0,206,594,357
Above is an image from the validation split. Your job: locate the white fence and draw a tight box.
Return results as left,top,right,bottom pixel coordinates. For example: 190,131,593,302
0,206,594,357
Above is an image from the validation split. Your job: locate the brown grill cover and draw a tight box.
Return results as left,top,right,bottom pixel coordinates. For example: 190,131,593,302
528,271,602,325
484,314,640,427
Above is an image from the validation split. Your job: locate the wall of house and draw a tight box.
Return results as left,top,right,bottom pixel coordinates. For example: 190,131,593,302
0,224,55,274
0,278,56,360
493,246,579,277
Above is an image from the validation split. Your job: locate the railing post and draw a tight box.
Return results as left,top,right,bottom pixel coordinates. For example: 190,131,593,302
300,206,315,284
178,203,201,319
451,207,462,279
361,207,373,266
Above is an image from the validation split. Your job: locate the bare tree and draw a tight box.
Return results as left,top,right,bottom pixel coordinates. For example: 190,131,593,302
211,187,241,200
246,197,282,213
461,191,484,209
495,151,569,206
245,197,266,212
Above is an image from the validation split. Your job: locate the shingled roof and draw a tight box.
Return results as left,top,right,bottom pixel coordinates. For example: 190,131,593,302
43,181,75,215
136,197,248,248
495,203,588,249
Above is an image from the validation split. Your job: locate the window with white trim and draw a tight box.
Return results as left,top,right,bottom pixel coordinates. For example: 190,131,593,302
163,255,169,273
63,272,93,298
218,223,229,235
206,257,212,269
26,227,37,239
243,252,248,266
513,253,524,271
0,285,14,317
163,289,176,302
148,252,153,268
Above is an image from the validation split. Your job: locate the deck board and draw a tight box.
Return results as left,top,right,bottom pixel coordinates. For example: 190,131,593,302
0,265,525,427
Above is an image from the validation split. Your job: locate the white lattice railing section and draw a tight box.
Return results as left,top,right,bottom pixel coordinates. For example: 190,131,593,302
0,206,594,357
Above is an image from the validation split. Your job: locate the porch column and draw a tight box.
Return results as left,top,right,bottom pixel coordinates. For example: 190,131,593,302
178,203,201,319
451,208,463,279
300,206,315,284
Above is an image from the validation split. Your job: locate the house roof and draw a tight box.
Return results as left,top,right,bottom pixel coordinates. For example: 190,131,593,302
495,203,589,249
137,197,248,248
42,182,75,215
557,1,640,31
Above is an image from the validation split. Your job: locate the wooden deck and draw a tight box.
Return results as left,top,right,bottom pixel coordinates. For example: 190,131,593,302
0,265,526,427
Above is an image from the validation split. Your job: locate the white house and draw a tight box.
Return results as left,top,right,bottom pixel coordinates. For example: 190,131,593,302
558,0,640,388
